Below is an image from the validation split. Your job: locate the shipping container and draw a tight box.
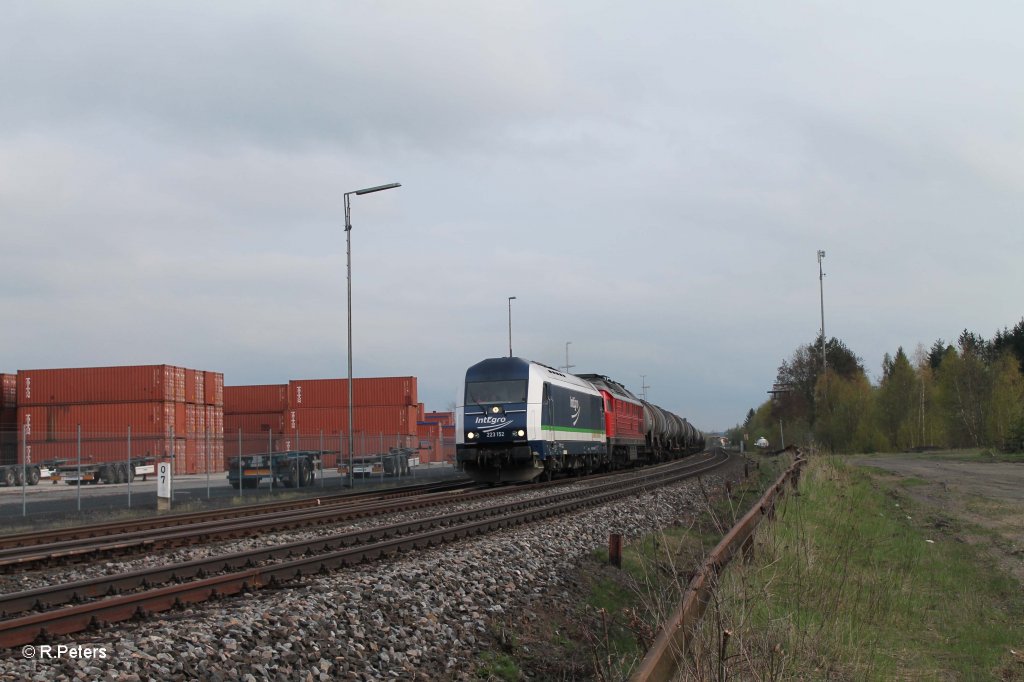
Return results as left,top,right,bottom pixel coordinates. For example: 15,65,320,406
204,371,224,406
287,377,417,409
224,412,284,435
185,369,206,404
16,365,192,405
224,384,287,414
21,436,185,468
423,411,454,426
17,402,186,441
284,405,419,437
1,374,15,408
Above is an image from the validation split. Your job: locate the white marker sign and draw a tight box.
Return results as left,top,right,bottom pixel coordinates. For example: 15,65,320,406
157,461,172,499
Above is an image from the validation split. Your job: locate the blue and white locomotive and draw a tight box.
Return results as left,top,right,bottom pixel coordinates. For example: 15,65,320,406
455,357,606,483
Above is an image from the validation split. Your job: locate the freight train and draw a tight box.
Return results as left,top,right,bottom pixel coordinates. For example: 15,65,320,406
455,357,704,483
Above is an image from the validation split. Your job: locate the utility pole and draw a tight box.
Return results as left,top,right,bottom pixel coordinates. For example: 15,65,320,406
562,341,574,374
640,375,650,401
817,250,827,376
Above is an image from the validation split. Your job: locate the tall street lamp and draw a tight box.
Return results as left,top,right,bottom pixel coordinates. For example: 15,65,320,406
344,182,401,488
507,296,516,357
563,341,574,373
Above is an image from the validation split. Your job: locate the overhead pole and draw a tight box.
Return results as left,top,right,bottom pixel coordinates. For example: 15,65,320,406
817,250,827,377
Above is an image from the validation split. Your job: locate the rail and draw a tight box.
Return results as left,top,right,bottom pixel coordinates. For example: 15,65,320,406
0,451,731,648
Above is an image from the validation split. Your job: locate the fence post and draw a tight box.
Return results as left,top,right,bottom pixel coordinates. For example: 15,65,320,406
320,430,325,489
21,423,28,517
238,428,243,498
205,425,210,499
268,429,274,495
76,424,82,512
127,425,132,509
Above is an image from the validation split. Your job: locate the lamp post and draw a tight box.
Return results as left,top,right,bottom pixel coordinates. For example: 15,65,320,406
344,182,401,488
563,341,574,373
507,296,516,357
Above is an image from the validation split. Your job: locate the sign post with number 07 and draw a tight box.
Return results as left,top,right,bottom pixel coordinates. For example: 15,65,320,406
157,461,172,511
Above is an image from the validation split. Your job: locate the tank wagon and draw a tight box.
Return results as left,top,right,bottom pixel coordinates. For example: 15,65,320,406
456,357,704,484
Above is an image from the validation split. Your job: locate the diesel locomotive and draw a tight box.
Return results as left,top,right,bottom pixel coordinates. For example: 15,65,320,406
455,357,704,483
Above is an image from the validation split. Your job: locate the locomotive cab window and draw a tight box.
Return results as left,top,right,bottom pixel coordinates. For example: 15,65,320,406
465,380,527,405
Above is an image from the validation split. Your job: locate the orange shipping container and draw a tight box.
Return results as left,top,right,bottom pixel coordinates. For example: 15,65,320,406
17,365,189,405
20,436,186,468
423,411,454,427
224,385,287,414
1,374,16,408
285,405,418,437
204,372,224,406
17,402,186,440
287,377,417,409
224,412,285,436
185,370,206,404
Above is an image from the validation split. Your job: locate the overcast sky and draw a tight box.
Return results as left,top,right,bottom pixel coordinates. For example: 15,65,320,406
2,2,1022,430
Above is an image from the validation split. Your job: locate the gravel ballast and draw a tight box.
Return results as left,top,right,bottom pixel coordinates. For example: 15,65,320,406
2,475,719,681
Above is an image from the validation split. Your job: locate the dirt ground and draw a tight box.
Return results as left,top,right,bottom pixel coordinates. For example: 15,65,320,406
849,454,1024,584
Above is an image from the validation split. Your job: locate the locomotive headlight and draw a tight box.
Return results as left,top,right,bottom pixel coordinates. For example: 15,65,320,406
516,429,525,437
491,406,501,414
467,431,476,440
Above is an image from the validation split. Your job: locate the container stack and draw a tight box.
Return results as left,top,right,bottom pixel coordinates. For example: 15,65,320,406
186,370,225,474
223,384,287,456
15,365,223,475
417,411,454,464
283,377,420,456
0,374,16,466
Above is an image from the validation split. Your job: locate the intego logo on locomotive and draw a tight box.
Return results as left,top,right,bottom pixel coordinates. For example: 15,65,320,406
569,396,581,426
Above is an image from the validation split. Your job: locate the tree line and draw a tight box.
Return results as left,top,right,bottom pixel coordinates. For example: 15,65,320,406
729,318,1024,453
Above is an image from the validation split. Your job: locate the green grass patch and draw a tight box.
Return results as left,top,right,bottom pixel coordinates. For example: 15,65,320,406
475,651,519,681
685,457,1024,680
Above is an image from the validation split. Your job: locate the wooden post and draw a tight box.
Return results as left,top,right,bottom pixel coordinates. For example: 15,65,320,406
609,533,623,568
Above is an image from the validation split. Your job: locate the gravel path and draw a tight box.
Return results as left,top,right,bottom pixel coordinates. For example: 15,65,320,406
1,475,716,681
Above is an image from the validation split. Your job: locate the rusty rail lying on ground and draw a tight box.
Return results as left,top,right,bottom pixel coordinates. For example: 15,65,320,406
630,453,806,682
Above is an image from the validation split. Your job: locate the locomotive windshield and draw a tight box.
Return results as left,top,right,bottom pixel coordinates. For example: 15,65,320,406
465,380,527,405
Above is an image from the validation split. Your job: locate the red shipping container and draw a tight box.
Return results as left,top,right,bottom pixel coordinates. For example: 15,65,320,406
205,372,224,407
224,412,285,436
423,411,454,426
224,385,287,414
16,365,194,405
18,402,185,441
185,370,206,404
21,436,185,467
285,405,418,437
287,377,418,409
1,374,16,408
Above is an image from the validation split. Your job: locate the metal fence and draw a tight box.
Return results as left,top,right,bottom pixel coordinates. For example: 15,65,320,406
0,426,444,520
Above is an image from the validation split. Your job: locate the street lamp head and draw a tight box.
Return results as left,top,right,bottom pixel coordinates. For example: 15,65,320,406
352,182,402,196
818,249,826,259
509,296,516,302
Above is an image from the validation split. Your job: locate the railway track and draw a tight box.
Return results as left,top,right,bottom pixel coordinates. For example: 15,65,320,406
0,450,731,647
0,479,474,552
0,481,491,571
